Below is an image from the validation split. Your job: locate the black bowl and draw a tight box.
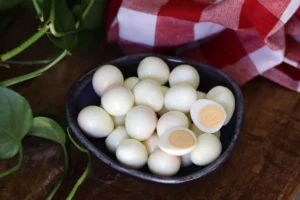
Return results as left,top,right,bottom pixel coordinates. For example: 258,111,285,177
66,54,244,184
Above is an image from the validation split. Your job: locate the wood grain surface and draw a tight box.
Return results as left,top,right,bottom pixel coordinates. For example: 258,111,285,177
0,9,299,200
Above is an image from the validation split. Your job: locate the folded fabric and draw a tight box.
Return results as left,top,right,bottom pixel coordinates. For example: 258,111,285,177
107,0,300,92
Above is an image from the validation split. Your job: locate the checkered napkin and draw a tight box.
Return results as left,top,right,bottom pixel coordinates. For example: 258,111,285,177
107,0,300,91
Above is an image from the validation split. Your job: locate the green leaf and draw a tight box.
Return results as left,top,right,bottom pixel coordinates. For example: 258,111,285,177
47,0,77,51
29,117,66,145
0,0,24,10
42,0,51,20
72,4,83,21
78,0,107,30
0,87,33,159
29,117,69,200
21,0,43,12
47,33,77,52
76,29,101,48
84,0,107,30
0,50,68,87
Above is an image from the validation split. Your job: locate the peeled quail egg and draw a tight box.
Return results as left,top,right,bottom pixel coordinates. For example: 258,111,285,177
92,65,124,96
190,133,222,166
169,64,200,89
157,86,169,116
133,79,164,112
137,57,170,85
105,126,129,153
124,77,139,90
190,123,221,139
101,85,134,116
197,91,206,99
77,106,114,138
148,149,181,176
181,154,193,167
190,99,226,133
142,133,159,154
214,130,221,139
158,127,197,156
156,111,190,137
125,106,157,141
116,139,148,169
206,86,235,125
112,114,126,126
161,86,169,93
165,83,197,113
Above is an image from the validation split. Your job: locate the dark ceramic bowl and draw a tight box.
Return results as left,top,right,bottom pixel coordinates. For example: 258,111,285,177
66,54,244,184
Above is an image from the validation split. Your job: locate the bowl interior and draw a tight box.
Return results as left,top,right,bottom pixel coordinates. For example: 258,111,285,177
66,54,244,184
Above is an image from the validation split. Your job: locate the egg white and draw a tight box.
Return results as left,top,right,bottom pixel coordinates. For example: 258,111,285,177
169,64,200,89
206,86,235,125
92,65,124,96
156,111,189,137
190,99,226,133
147,149,181,176
133,79,164,112
165,83,197,113
190,133,222,166
137,57,170,85
158,127,197,156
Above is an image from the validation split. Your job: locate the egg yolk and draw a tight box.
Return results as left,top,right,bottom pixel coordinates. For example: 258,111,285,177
169,130,195,148
199,104,225,128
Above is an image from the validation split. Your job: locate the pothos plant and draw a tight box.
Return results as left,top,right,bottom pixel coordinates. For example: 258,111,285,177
0,0,105,199
0,87,91,199
0,0,107,86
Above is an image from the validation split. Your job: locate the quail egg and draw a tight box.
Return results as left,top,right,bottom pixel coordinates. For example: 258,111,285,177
137,56,170,85
158,127,197,156
206,86,235,125
124,77,139,90
148,149,181,176
156,111,189,137
142,133,159,154
105,126,129,153
190,123,221,139
125,106,157,141
190,133,222,166
157,86,169,116
181,154,193,167
101,85,134,116
116,139,148,169
169,64,200,89
165,83,197,113
92,64,124,96
197,91,206,99
190,99,226,133
133,79,164,112
77,106,114,138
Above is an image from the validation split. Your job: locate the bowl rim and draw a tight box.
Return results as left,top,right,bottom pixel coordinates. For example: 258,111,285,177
66,53,244,184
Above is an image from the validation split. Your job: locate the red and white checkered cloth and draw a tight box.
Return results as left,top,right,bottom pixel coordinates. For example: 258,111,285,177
107,0,300,91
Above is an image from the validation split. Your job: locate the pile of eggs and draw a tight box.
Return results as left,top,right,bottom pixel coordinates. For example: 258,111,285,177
77,56,235,177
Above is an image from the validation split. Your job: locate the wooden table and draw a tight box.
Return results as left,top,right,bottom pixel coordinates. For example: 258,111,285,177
0,10,299,200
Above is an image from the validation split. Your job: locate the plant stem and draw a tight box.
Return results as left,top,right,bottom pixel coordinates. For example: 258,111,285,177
46,145,69,200
47,0,76,37
0,26,49,62
0,50,67,87
66,152,91,200
67,127,88,153
32,0,43,21
0,142,23,179
6,58,55,65
65,127,90,200
75,0,96,29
